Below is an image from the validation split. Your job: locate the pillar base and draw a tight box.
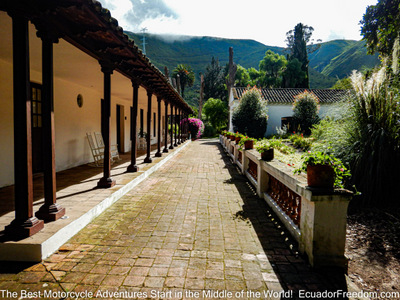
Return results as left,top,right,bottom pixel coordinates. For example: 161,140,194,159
155,152,162,157
97,177,116,188
169,145,174,150
35,204,66,222
127,164,139,172
5,217,44,239
163,148,169,153
174,143,178,147
144,157,153,163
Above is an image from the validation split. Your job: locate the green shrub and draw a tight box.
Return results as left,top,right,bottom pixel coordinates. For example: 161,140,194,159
292,90,320,134
289,133,313,151
203,123,217,137
202,98,228,132
168,124,179,134
232,87,268,139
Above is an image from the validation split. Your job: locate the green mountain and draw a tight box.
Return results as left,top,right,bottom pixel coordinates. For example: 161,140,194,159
308,40,357,72
320,40,380,78
127,32,282,76
126,32,380,91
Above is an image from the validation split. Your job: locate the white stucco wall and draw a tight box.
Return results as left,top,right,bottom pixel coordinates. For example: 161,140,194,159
0,59,14,187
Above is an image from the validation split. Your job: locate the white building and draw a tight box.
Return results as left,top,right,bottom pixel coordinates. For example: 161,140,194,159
229,87,348,136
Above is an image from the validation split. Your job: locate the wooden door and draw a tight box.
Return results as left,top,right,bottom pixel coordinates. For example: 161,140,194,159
31,83,43,173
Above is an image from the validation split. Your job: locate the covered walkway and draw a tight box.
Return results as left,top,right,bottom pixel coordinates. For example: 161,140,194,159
0,139,358,298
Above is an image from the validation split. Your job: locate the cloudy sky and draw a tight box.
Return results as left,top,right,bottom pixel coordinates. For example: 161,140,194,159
98,0,377,47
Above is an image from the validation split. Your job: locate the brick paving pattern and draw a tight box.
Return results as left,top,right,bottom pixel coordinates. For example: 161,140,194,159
0,139,348,299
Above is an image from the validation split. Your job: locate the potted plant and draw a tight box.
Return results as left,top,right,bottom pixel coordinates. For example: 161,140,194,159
229,132,236,141
235,132,243,144
294,151,351,189
238,136,256,150
255,141,274,161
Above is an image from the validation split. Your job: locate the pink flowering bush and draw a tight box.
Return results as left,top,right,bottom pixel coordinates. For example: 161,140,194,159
181,118,204,139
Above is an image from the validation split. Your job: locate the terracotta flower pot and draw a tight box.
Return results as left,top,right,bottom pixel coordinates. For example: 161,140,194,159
261,148,274,161
307,164,335,189
244,140,254,150
230,135,236,141
235,136,241,144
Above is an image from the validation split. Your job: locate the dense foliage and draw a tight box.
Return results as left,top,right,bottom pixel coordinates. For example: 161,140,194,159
292,91,320,134
361,0,400,57
203,57,226,102
202,98,228,132
232,87,268,138
258,50,287,88
312,66,400,207
182,118,204,139
284,23,314,88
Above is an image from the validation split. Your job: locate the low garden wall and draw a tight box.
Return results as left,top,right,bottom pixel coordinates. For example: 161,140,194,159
220,135,352,270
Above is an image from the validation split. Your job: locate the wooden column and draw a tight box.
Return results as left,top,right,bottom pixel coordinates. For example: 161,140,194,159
177,108,181,145
144,90,153,163
5,15,44,237
163,100,169,153
181,113,185,141
169,103,174,150
35,28,65,221
180,109,184,143
127,81,139,172
155,96,162,157
174,106,178,147
184,113,188,141
97,62,116,188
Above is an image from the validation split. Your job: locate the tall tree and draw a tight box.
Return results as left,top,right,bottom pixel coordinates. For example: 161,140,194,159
285,23,315,88
204,57,225,102
361,0,400,57
234,65,251,87
172,64,195,98
259,50,287,88
281,58,306,88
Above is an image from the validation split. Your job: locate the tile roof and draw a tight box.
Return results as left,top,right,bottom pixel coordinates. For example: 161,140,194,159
232,87,348,104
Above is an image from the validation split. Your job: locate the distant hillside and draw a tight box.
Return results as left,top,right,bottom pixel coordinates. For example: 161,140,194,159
308,40,357,72
127,32,282,76
320,40,380,78
126,32,380,92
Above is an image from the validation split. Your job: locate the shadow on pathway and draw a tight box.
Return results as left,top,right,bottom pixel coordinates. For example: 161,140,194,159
214,140,348,299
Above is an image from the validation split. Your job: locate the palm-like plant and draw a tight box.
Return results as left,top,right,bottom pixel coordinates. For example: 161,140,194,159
172,64,195,98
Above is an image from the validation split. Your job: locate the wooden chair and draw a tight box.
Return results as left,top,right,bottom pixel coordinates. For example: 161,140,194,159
86,132,104,167
138,137,146,150
94,132,121,162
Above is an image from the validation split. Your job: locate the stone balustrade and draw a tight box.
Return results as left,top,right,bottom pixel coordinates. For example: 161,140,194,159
220,135,352,270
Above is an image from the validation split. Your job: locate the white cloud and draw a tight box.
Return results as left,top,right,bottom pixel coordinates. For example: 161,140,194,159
98,0,378,46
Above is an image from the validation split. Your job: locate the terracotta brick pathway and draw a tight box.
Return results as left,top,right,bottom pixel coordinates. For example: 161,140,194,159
0,139,349,299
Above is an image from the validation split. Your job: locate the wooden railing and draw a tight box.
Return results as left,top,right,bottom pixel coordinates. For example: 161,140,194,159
268,175,301,226
247,159,258,181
